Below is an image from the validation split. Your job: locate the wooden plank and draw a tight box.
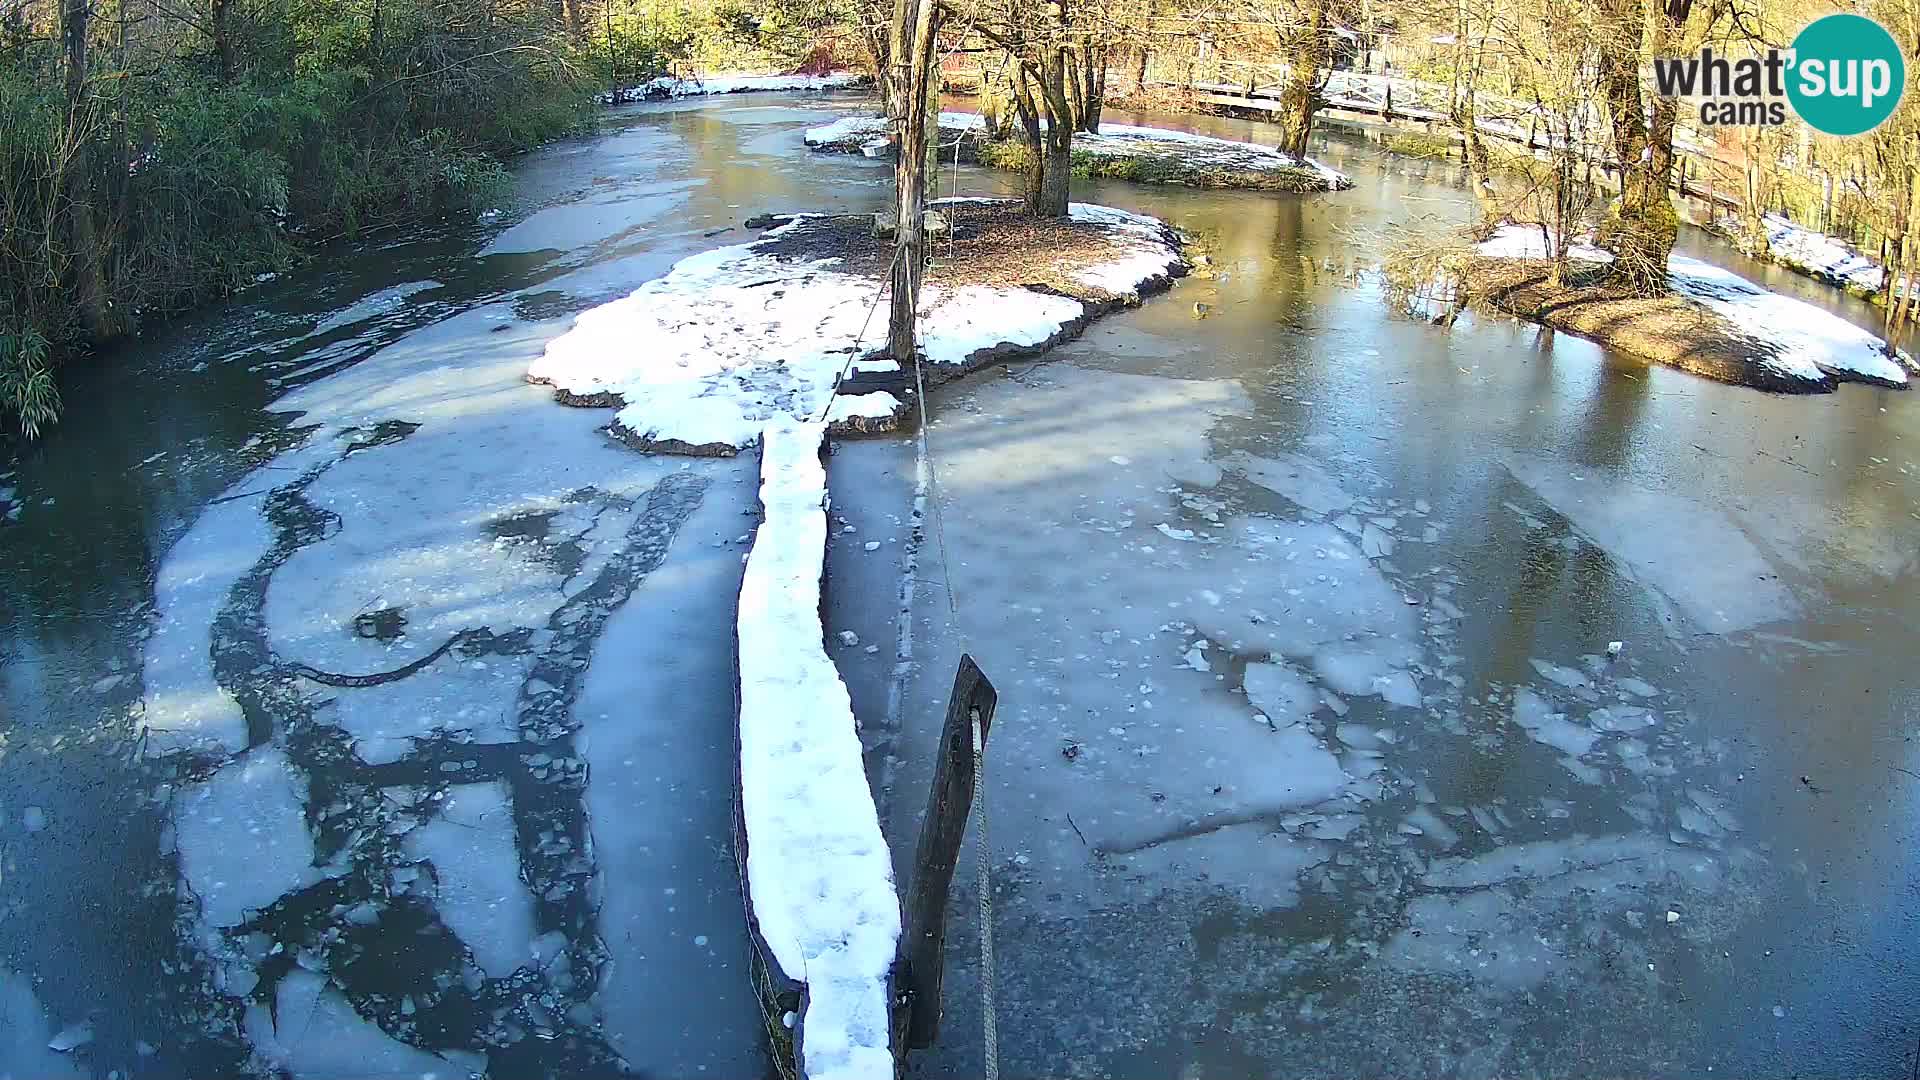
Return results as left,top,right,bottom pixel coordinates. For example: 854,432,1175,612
895,654,998,1051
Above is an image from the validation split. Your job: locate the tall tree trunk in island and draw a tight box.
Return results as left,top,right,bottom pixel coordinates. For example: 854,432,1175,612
1011,64,1047,214
1275,0,1329,159
63,0,111,342
1595,0,1690,293
1128,43,1149,94
885,0,940,362
1034,41,1075,217
560,0,583,38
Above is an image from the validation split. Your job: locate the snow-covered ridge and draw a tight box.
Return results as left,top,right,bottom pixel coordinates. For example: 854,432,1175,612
600,71,867,104
737,420,897,1080
1723,212,1911,299
1474,224,1910,389
527,201,1187,453
803,112,1352,189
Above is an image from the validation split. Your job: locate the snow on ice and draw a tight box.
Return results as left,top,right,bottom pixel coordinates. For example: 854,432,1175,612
139,494,274,755
736,420,898,1080
527,203,1183,453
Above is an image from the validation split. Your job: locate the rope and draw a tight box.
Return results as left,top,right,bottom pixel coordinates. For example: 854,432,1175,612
971,693,998,1080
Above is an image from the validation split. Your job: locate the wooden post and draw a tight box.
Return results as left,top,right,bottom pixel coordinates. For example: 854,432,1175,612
897,654,998,1051
886,0,941,362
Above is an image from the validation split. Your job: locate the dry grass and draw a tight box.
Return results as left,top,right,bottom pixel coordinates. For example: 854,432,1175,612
756,200,1176,300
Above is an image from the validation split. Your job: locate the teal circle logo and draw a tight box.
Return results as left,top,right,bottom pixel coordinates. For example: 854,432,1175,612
1787,13,1906,135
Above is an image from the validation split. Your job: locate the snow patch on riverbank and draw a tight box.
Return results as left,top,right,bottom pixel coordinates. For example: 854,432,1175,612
1725,212,1912,300
601,72,866,104
737,420,897,1080
804,111,1351,188
1475,225,1908,388
1665,254,1908,387
528,202,1183,453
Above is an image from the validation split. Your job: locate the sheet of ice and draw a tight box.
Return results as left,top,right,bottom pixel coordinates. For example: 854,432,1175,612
575,457,769,1076
174,747,330,928
0,969,85,1079
402,782,536,979
1385,835,1723,988
1107,823,1327,907
529,204,1179,451
1229,451,1354,516
809,112,1348,186
737,420,897,1080
1510,687,1598,757
1242,660,1316,725
904,365,1399,911
1313,646,1421,708
1666,254,1907,386
311,280,441,337
140,495,274,756
1505,457,1796,633
245,969,471,1079
313,657,527,766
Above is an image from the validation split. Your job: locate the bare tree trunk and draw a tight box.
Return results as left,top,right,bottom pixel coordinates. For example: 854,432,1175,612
1594,0,1690,291
1275,0,1329,159
885,0,940,361
210,0,236,81
63,0,111,342
1011,63,1046,214
1075,43,1103,131
1034,41,1075,217
1128,43,1148,94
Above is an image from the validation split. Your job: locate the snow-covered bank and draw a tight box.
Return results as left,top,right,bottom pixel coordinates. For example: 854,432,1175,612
737,420,897,1080
804,111,1352,192
599,72,866,105
1719,212,1912,301
1469,224,1912,392
528,199,1188,453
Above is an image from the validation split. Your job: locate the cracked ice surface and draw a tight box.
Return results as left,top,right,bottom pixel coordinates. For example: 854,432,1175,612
244,969,475,1079
402,782,536,980
174,746,334,930
914,364,1426,909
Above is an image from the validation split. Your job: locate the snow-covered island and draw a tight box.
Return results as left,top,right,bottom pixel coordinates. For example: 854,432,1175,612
1450,224,1915,393
804,112,1353,193
598,71,868,105
527,198,1189,453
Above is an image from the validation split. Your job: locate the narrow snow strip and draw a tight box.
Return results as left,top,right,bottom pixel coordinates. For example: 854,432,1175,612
605,72,866,103
1475,226,1906,387
805,111,1350,187
737,419,898,1080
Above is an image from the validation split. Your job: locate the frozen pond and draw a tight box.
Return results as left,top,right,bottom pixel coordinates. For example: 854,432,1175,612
1,93,1917,1080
